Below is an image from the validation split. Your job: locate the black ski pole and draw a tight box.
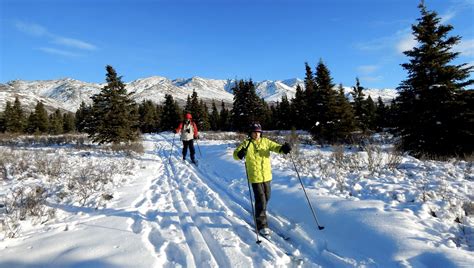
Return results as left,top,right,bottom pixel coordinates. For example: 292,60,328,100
289,153,325,230
169,133,176,164
242,140,261,244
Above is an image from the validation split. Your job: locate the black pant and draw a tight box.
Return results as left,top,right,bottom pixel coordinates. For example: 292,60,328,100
252,181,271,230
182,140,195,161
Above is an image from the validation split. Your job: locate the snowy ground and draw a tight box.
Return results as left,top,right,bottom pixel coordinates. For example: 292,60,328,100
0,132,473,267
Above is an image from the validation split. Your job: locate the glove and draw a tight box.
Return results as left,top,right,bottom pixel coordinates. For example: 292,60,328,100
194,135,199,139
237,148,247,160
280,142,291,154
173,129,177,134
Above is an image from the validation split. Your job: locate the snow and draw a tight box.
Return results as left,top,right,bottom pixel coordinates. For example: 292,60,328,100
0,77,399,113
0,133,472,267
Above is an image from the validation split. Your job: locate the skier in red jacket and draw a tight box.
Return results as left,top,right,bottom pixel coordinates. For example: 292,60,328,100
175,113,199,163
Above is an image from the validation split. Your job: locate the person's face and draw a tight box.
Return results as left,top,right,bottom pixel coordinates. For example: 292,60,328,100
251,131,261,140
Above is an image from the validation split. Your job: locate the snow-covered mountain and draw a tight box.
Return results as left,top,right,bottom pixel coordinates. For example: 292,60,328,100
0,76,397,113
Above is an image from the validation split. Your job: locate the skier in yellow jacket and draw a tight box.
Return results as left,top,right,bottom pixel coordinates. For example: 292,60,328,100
233,123,291,236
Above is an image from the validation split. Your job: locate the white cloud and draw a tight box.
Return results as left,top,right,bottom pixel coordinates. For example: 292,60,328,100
38,47,81,57
14,21,97,51
357,65,379,74
53,37,97,50
455,39,474,57
396,33,417,54
440,11,456,23
15,21,48,37
360,75,383,83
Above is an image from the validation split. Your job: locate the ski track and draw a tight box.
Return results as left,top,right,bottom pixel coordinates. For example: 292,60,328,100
124,133,357,267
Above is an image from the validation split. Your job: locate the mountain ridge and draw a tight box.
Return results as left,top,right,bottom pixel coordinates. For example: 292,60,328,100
0,76,397,113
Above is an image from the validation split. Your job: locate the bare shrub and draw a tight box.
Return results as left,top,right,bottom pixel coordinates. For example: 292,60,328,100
363,144,384,174
2,185,51,238
463,201,474,216
332,145,345,166
110,141,144,156
386,146,404,170
70,165,99,206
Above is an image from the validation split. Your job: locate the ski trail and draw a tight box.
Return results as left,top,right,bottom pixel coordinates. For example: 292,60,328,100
168,136,353,267
155,134,303,267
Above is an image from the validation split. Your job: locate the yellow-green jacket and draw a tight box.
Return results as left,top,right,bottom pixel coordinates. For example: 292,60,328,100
233,137,283,183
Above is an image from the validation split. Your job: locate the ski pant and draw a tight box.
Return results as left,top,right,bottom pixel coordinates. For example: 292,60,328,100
182,139,195,161
252,181,271,230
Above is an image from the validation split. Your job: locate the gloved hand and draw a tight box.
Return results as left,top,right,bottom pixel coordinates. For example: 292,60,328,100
237,148,247,160
173,129,178,134
280,142,291,154
194,135,199,139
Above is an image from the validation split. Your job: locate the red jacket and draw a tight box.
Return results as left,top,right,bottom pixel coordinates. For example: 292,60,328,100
176,121,198,140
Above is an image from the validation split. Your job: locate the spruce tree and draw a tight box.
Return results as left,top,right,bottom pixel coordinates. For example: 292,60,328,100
63,112,76,133
331,84,356,142
351,78,369,132
231,80,264,131
160,94,181,131
290,84,305,129
49,109,64,135
139,100,159,133
303,63,316,129
276,95,292,129
0,111,4,132
375,97,389,131
75,102,91,133
364,96,377,131
89,65,139,144
395,3,473,156
189,90,201,121
312,60,339,143
33,102,49,133
3,101,13,132
209,101,220,131
199,100,210,131
3,97,26,133
218,101,230,131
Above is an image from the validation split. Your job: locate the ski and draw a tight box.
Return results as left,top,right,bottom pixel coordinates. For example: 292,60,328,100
259,232,304,266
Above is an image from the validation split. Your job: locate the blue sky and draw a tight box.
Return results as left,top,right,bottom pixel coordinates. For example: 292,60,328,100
1,0,473,89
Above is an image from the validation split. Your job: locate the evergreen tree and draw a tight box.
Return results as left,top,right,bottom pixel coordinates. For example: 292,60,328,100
364,96,377,131
375,97,388,131
0,111,4,132
189,91,201,121
75,102,91,133
331,84,356,142
2,101,13,132
260,100,273,130
303,62,316,129
49,109,64,134
88,65,139,144
231,80,264,131
63,112,76,133
290,84,305,129
311,60,339,143
3,97,26,133
199,100,210,131
25,102,49,134
276,95,292,129
139,100,159,133
395,3,473,156
160,94,181,131
209,101,220,131
351,77,369,132
218,101,230,131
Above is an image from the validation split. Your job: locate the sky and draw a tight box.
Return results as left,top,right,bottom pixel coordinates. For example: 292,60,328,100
0,0,473,89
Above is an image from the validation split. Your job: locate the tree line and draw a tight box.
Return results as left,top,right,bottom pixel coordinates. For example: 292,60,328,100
0,3,472,157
